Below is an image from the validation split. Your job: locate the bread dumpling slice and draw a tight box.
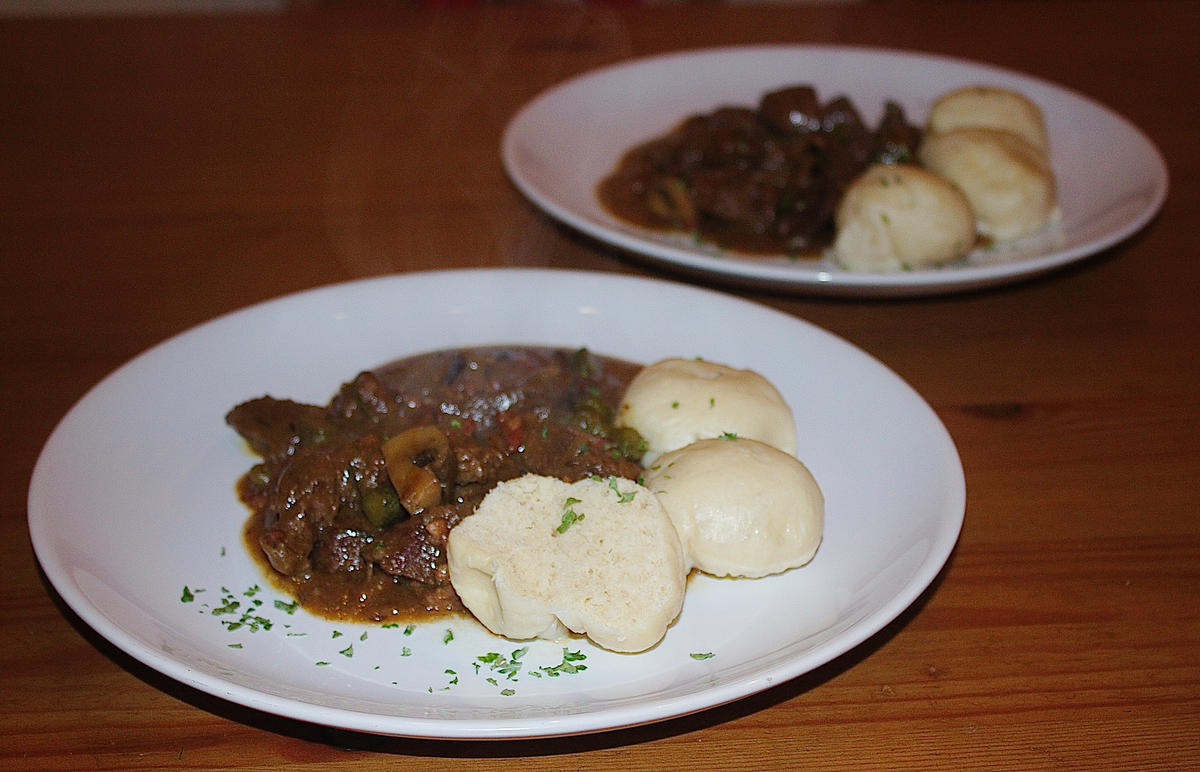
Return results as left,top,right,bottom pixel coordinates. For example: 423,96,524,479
919,128,1059,241
616,357,795,466
646,437,823,579
446,474,686,653
833,163,976,272
927,85,1049,154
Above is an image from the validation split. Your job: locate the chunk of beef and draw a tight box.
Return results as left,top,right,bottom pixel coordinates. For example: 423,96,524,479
257,434,390,579
226,397,333,461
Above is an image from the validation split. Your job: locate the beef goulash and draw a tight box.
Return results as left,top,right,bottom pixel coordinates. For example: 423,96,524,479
226,347,647,623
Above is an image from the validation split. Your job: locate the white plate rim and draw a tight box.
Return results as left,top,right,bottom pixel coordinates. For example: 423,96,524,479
28,268,965,739
502,44,1168,296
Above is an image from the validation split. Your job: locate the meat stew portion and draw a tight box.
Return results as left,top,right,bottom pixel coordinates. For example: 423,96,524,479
226,346,645,622
597,84,922,256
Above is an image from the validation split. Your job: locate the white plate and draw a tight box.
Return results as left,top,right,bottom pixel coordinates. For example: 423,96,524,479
502,45,1168,296
29,269,964,739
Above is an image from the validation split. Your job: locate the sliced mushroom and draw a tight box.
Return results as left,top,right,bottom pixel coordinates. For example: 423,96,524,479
381,426,451,515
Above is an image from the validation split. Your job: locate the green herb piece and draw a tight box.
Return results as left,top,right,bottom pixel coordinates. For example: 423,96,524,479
180,586,195,603
607,476,636,503
443,629,454,644
555,497,585,534
211,598,240,616
690,652,715,660
540,648,588,677
476,647,529,682
339,645,354,658
274,599,299,614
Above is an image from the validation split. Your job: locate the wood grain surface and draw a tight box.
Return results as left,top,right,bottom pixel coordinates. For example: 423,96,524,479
2,2,1197,769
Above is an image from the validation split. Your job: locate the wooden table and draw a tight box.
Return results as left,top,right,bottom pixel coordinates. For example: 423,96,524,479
3,2,1197,768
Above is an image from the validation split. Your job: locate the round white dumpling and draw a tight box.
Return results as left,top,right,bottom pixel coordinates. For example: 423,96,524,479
833,163,976,272
919,128,1059,241
927,85,1049,155
616,358,796,466
446,474,686,653
645,437,823,578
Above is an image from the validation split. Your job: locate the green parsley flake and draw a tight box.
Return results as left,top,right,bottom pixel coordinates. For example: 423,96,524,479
540,648,588,677
443,629,454,644
180,586,195,603
607,476,636,503
690,652,716,660
555,497,585,534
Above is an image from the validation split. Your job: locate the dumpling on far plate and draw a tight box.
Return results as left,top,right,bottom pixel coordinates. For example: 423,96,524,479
919,128,1060,241
833,163,976,272
927,85,1050,154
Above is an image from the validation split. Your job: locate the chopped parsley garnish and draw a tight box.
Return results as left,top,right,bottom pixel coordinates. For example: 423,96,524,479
476,647,529,681
555,497,585,534
274,599,299,614
180,586,195,603
443,629,455,644
539,648,588,677
718,432,738,440
607,476,636,503
690,652,715,660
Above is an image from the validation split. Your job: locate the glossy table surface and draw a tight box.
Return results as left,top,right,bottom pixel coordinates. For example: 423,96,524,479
3,1,1198,768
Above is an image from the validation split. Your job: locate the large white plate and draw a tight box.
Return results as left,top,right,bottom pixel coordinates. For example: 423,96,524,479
502,45,1167,296
29,269,964,739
